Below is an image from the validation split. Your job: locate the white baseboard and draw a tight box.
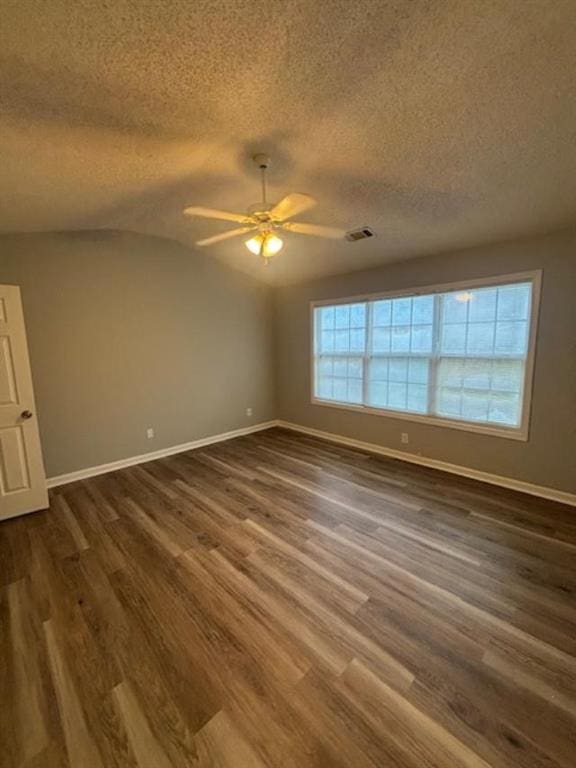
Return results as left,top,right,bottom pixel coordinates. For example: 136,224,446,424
47,421,279,489
277,420,576,508
48,418,576,507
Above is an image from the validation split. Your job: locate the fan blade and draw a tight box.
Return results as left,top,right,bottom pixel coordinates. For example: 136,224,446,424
196,226,256,247
270,193,317,221
283,221,345,239
184,206,250,223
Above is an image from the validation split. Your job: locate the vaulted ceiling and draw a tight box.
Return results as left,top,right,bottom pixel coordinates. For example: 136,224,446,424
1,0,576,284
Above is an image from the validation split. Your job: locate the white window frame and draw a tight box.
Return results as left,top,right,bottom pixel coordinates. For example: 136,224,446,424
310,270,542,441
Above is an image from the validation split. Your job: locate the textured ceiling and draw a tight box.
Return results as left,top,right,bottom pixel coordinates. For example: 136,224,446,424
1,0,576,285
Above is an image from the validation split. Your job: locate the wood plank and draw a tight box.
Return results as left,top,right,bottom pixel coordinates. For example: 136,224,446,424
196,710,267,767
7,579,50,763
112,682,173,768
43,620,104,768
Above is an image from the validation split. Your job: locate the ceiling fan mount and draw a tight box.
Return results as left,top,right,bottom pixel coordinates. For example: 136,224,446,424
252,153,271,170
183,153,345,262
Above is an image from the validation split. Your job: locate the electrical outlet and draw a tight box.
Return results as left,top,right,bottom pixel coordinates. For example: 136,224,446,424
401,432,409,444
246,407,253,417
146,428,155,439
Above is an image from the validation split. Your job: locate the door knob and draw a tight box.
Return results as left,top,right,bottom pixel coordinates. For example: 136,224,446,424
21,410,33,420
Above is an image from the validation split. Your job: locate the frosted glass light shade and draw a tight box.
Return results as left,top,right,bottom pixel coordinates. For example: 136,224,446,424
245,232,284,257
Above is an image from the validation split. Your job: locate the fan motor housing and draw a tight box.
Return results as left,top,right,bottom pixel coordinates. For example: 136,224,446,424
247,202,273,219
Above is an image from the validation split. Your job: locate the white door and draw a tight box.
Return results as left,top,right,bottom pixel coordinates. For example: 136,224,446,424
0,285,48,520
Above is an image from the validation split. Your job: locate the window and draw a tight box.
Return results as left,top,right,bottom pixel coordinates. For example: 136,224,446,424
312,274,539,439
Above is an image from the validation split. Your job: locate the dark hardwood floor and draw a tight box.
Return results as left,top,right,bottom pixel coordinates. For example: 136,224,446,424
1,426,576,767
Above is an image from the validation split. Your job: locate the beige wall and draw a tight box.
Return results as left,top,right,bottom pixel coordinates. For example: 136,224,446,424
2,226,574,493
275,227,576,495
0,231,276,477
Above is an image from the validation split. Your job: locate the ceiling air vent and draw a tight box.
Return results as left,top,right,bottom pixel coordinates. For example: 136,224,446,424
345,226,375,242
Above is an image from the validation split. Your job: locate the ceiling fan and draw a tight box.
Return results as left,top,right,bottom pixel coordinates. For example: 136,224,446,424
183,154,345,262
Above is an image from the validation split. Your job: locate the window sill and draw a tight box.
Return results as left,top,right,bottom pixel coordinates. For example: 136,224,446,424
310,397,529,441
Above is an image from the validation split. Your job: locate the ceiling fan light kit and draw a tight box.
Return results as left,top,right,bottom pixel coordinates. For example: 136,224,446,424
245,232,284,261
183,154,346,263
